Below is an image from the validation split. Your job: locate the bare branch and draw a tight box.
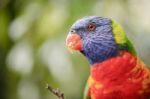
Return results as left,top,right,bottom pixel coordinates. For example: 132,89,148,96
46,84,65,99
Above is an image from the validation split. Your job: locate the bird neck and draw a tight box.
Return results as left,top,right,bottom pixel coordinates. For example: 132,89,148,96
90,51,137,82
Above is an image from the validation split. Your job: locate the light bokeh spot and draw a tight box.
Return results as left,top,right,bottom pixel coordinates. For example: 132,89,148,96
7,41,34,75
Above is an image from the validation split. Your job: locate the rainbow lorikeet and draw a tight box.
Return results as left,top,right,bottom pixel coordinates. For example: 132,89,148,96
66,16,150,99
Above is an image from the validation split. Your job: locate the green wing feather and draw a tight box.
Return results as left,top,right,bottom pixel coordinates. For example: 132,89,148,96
83,82,91,99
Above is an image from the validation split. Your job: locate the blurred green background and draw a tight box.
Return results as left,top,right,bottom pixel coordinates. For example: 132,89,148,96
0,0,150,99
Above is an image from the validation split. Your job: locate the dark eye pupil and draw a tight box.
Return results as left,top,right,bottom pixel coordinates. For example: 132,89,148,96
88,24,96,31
89,25,94,28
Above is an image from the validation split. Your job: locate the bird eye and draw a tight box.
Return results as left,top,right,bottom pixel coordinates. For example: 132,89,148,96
87,23,96,31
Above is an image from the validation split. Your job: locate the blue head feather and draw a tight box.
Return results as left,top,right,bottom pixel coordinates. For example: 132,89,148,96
70,16,119,65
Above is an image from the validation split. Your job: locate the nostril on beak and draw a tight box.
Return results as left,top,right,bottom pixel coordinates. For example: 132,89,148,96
70,29,76,34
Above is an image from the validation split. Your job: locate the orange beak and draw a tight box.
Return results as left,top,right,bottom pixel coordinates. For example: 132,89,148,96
66,34,82,51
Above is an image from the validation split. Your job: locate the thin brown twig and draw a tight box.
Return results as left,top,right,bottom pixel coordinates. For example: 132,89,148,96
46,84,65,99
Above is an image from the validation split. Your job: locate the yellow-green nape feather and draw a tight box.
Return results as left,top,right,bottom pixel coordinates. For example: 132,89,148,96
112,20,127,44
111,20,136,55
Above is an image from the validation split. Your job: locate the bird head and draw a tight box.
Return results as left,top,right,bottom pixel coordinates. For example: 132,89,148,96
66,16,136,64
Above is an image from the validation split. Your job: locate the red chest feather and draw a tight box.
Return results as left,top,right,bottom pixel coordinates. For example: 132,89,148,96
88,52,150,99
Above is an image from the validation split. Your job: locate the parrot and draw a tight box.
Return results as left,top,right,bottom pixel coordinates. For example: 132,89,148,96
66,16,150,99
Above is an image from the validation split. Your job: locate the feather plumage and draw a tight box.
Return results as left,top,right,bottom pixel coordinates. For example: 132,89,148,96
66,16,150,99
